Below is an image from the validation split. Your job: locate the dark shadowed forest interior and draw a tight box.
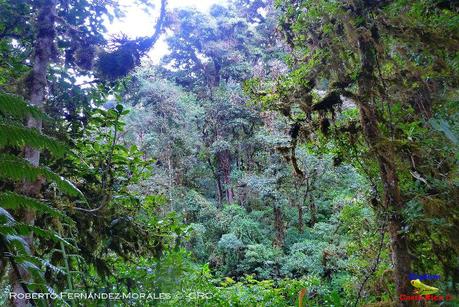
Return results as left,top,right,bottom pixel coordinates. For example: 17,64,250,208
0,0,458,306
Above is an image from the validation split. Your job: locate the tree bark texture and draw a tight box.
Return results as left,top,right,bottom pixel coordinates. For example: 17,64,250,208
297,202,303,233
273,205,284,248
357,30,412,306
217,149,234,204
10,1,56,306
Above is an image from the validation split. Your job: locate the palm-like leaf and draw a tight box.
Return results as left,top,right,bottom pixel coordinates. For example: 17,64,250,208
0,123,66,157
0,192,69,220
0,92,80,294
0,153,84,198
0,92,47,120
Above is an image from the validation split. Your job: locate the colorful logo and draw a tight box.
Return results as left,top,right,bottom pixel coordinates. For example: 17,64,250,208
410,279,439,295
399,277,453,302
409,273,440,281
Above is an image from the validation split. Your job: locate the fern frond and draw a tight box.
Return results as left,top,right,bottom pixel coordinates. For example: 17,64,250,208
0,225,16,237
18,261,40,271
0,92,47,120
66,254,85,261
13,254,42,268
0,124,66,157
0,192,67,219
0,154,85,198
13,223,72,246
40,258,66,275
0,153,45,182
43,169,85,199
17,260,43,281
26,282,50,294
12,257,57,289
3,234,31,254
0,92,81,296
7,254,60,285
0,207,15,224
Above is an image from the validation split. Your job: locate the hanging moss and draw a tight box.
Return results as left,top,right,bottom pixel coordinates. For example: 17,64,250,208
312,92,342,113
320,117,331,135
289,122,301,139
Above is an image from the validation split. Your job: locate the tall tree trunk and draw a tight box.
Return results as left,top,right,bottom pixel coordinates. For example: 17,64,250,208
10,1,56,306
216,179,223,204
273,205,284,248
297,202,303,233
357,31,412,305
304,177,316,227
217,149,233,203
206,157,223,205
294,184,303,233
308,194,317,227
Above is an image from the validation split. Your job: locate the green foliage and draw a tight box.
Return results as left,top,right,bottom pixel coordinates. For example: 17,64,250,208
0,192,66,219
107,248,352,307
0,124,66,157
1,0,457,306
0,154,83,197
218,233,244,251
240,244,281,279
0,92,45,120
0,92,77,303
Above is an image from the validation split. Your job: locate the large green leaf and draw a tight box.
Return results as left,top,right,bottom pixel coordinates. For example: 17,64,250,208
0,123,67,157
0,92,47,120
13,223,72,246
0,154,85,198
0,192,69,220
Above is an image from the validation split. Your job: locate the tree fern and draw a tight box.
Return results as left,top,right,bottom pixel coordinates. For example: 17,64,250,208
0,92,47,120
2,235,31,255
0,92,81,300
0,153,83,198
0,123,66,157
0,192,69,220
0,214,58,288
13,224,71,245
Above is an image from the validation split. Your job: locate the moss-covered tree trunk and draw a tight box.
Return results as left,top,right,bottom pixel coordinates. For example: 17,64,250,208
217,149,234,204
297,201,304,233
308,194,317,227
9,1,56,306
273,204,284,248
305,177,317,227
357,33,412,305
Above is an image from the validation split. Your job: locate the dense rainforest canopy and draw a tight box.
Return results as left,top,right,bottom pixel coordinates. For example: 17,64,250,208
0,0,458,306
